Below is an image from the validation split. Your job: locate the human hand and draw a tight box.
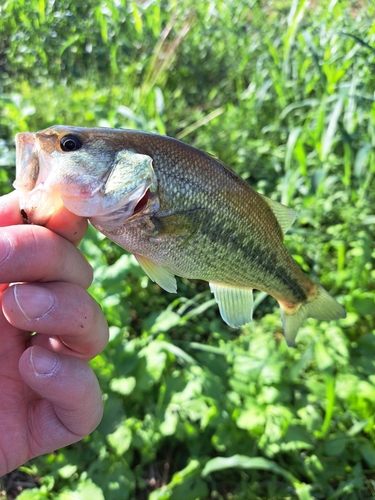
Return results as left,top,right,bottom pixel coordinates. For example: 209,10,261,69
0,191,109,475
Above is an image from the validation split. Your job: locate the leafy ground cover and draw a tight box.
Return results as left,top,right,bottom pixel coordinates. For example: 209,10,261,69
0,0,374,498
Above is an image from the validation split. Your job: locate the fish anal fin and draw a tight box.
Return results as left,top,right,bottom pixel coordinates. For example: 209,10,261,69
261,195,296,235
279,284,346,347
135,254,177,293
209,283,253,328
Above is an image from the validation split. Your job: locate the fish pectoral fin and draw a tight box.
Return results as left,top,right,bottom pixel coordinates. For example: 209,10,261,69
209,283,254,328
152,209,202,241
135,254,177,293
261,195,296,235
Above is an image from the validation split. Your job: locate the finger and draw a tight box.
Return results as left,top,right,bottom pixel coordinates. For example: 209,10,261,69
0,191,88,245
46,207,88,247
19,346,103,457
0,225,93,288
2,283,109,360
0,191,23,226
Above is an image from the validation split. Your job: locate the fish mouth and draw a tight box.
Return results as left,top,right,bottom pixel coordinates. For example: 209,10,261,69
14,132,65,224
15,133,39,190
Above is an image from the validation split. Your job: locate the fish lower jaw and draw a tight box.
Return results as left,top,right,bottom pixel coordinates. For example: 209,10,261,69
17,186,64,225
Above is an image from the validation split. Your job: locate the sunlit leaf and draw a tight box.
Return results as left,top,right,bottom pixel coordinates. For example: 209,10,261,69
107,423,132,456
201,455,299,486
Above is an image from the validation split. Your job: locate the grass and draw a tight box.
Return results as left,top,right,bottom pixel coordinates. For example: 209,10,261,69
0,0,375,498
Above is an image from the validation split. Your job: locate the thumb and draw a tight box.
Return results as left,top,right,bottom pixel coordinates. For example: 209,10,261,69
19,346,103,456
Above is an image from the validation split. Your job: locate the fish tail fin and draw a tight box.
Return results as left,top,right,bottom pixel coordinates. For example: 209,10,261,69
279,284,346,347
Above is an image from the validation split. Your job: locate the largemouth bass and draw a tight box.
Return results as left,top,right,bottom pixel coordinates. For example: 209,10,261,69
14,126,346,345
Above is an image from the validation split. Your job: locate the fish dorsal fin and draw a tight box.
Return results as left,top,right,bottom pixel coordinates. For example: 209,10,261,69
261,195,296,235
135,254,177,293
209,283,253,328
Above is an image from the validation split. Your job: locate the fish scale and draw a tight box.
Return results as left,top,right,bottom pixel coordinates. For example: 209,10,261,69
14,125,346,345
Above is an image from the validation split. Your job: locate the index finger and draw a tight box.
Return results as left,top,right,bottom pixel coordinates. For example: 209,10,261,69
0,191,23,226
0,224,93,289
0,191,88,246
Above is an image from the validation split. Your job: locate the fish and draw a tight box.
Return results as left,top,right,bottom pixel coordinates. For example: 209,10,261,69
14,125,346,345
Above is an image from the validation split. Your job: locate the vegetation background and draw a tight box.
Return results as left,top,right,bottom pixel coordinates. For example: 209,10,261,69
0,0,374,498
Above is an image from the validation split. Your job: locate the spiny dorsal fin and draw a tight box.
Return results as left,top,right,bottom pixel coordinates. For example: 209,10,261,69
135,254,177,293
261,195,296,235
209,283,254,328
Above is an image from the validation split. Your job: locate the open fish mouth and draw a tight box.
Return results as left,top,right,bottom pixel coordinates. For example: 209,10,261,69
14,132,63,224
15,133,40,191
14,131,156,228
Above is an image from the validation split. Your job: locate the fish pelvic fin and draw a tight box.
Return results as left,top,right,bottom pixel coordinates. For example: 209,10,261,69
135,255,177,293
279,284,346,347
210,283,254,328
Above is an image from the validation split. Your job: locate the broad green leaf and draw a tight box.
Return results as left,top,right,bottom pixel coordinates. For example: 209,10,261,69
107,423,132,456
150,309,182,334
56,479,105,500
138,343,167,385
58,464,78,479
109,376,136,396
236,405,266,433
17,491,48,500
359,439,375,467
160,409,179,436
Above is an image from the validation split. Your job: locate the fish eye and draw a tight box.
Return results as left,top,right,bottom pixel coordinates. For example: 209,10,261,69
60,135,83,152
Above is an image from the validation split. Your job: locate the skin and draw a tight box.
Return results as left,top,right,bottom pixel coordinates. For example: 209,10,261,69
0,191,109,475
